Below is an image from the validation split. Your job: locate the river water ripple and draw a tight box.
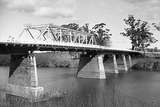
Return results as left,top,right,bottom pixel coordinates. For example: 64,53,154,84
0,67,160,107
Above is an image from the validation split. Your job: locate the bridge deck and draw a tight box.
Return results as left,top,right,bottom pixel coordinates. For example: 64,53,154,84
0,41,140,54
0,24,142,54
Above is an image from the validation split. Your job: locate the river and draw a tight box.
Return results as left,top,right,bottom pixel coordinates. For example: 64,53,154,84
0,67,160,107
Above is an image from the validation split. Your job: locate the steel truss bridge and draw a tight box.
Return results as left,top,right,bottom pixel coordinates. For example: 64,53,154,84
1,24,159,101
0,24,140,54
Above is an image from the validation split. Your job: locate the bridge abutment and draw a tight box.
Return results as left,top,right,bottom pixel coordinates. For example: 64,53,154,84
77,54,106,79
6,53,44,101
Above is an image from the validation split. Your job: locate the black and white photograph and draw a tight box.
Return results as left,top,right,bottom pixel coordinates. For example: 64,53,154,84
0,0,160,106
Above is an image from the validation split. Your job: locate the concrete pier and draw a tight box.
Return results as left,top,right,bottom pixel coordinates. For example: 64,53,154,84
6,53,44,101
113,54,118,73
122,54,128,72
128,55,132,68
77,54,106,79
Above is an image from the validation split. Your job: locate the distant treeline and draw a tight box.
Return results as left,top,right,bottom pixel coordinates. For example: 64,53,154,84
0,52,79,68
1,52,160,72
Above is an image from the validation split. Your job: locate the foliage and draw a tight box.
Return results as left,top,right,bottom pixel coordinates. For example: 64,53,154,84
152,23,160,31
121,15,157,50
61,23,112,46
79,23,90,33
61,23,79,30
91,23,112,46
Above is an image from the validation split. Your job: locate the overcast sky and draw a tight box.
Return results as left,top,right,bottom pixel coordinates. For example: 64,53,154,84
0,0,160,49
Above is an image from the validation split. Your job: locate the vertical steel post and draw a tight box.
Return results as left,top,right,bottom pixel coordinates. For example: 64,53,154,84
70,31,72,43
86,35,88,44
59,29,62,42
79,34,81,43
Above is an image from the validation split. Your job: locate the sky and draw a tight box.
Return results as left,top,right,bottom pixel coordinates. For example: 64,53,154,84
0,0,160,49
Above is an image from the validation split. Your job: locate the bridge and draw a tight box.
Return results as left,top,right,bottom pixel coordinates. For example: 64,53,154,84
0,24,142,101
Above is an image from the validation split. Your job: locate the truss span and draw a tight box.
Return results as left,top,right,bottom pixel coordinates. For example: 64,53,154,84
15,24,97,45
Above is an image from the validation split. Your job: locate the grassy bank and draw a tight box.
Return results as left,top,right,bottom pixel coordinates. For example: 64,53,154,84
36,52,79,68
1,53,160,72
131,57,160,71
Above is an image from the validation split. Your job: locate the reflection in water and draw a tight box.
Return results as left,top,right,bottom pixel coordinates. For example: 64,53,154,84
0,67,160,106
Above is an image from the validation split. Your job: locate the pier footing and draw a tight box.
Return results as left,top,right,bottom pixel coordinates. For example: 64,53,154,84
6,84,44,101
77,54,106,79
6,53,44,101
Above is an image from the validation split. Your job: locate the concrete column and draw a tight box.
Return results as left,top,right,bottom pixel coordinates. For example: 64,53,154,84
112,54,118,73
30,54,38,87
128,55,132,68
122,54,128,72
98,55,106,78
77,54,106,79
6,53,44,101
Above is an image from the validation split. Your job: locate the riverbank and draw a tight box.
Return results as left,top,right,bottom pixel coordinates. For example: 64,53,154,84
36,52,79,68
131,57,160,71
0,53,160,72
0,52,79,68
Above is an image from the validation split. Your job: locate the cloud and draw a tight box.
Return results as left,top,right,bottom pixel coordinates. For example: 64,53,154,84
34,7,74,18
122,0,158,4
121,0,160,22
0,0,76,18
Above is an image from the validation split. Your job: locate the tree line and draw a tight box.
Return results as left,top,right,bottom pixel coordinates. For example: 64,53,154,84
121,15,158,51
62,15,159,51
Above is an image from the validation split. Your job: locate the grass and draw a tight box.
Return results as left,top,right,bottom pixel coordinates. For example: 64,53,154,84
131,57,160,71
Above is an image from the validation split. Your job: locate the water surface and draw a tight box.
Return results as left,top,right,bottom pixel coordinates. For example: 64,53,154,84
0,67,160,107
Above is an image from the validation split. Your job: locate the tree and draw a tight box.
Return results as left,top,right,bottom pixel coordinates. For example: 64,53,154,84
60,23,80,42
61,23,112,46
61,23,79,30
121,15,157,50
79,23,90,33
91,23,112,46
152,23,160,31
78,23,112,46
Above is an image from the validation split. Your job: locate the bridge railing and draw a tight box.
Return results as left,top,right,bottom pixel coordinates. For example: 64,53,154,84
16,24,97,46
